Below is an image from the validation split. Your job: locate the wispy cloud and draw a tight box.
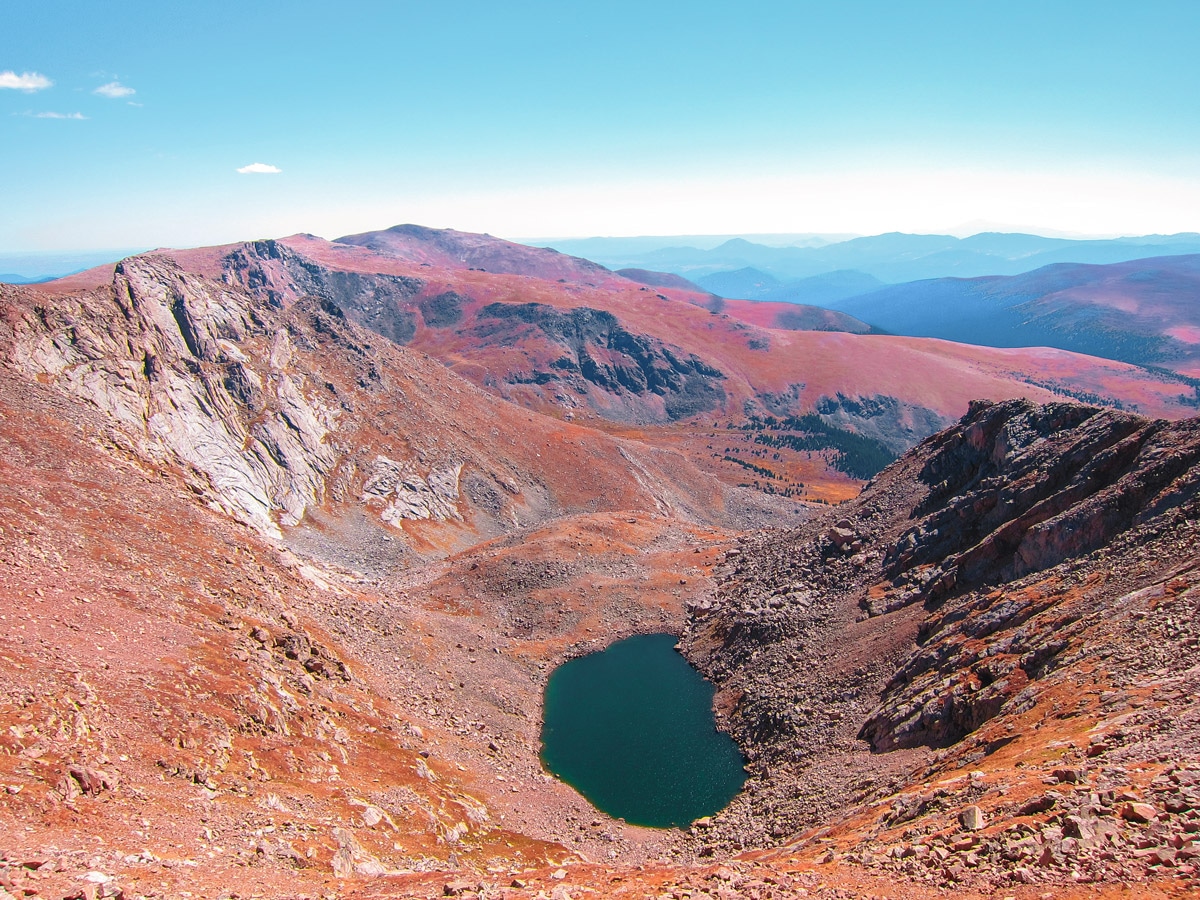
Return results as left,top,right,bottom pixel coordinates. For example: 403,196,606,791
0,71,53,92
94,81,135,98
25,111,87,120
237,163,282,174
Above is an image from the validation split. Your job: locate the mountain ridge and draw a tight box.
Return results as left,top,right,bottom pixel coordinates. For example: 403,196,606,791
542,230,1200,283
8,225,1199,532
827,253,1200,376
1,223,1199,898
681,398,1200,886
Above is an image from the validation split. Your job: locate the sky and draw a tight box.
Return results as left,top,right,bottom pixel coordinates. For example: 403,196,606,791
4,1,1200,253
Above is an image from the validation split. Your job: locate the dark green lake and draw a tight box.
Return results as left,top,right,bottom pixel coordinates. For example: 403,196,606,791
539,632,745,828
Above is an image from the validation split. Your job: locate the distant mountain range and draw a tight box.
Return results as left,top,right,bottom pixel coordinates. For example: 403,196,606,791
695,268,887,308
528,233,852,257
16,224,1196,497
528,232,1200,378
15,226,1200,385
0,249,148,284
538,231,1200,284
824,254,1200,376
13,231,1200,289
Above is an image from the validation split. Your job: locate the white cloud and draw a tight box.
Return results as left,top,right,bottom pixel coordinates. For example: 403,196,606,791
0,71,53,92
94,81,135,98
30,111,87,120
237,162,282,174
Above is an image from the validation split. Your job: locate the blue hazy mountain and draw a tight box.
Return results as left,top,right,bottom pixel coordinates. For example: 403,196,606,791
698,268,886,307
536,232,1200,284
696,267,781,297
0,249,149,284
825,254,1200,373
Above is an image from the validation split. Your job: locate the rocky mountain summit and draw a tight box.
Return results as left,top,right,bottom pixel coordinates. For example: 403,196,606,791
682,398,1200,890
334,224,616,285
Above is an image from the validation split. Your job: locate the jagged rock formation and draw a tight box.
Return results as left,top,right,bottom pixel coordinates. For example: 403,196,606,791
222,239,732,425
225,239,426,342
0,256,339,536
361,455,464,523
813,392,949,454
469,301,727,421
218,240,733,426
681,399,1200,888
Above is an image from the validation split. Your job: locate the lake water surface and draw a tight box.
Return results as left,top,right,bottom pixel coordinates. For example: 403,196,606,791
539,632,745,828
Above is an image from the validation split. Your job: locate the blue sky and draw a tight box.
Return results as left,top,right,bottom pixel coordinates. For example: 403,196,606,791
4,1,1200,251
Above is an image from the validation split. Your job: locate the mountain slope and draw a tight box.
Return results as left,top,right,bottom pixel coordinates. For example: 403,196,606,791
681,398,1200,889
697,268,887,308
0,253,785,550
829,254,1200,376
3,226,1199,898
0,370,578,894
336,223,617,285
20,226,1196,514
242,231,1200,428
696,266,782,297
699,297,877,335
762,270,887,306
614,267,708,292
13,226,1199,534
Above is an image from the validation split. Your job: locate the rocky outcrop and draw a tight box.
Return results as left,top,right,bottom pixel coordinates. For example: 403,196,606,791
1,247,770,550
872,400,1200,616
0,254,498,540
471,301,727,422
361,455,463,524
680,398,1200,863
813,392,950,454
0,256,339,536
857,400,1200,750
417,291,467,328
223,239,424,343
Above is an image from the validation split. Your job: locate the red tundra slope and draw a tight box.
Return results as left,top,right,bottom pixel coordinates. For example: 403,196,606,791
294,229,1198,424
30,226,1198,507
1,377,1196,900
0,227,1197,899
334,224,620,286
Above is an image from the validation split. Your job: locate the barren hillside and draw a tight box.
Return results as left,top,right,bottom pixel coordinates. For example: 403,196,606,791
0,230,1197,899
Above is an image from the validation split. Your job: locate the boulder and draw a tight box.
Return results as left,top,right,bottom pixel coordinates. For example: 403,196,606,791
959,805,986,831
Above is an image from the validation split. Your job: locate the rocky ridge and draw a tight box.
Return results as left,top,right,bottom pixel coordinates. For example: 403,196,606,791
680,398,1200,890
221,229,1200,449
222,240,731,425
0,254,783,549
